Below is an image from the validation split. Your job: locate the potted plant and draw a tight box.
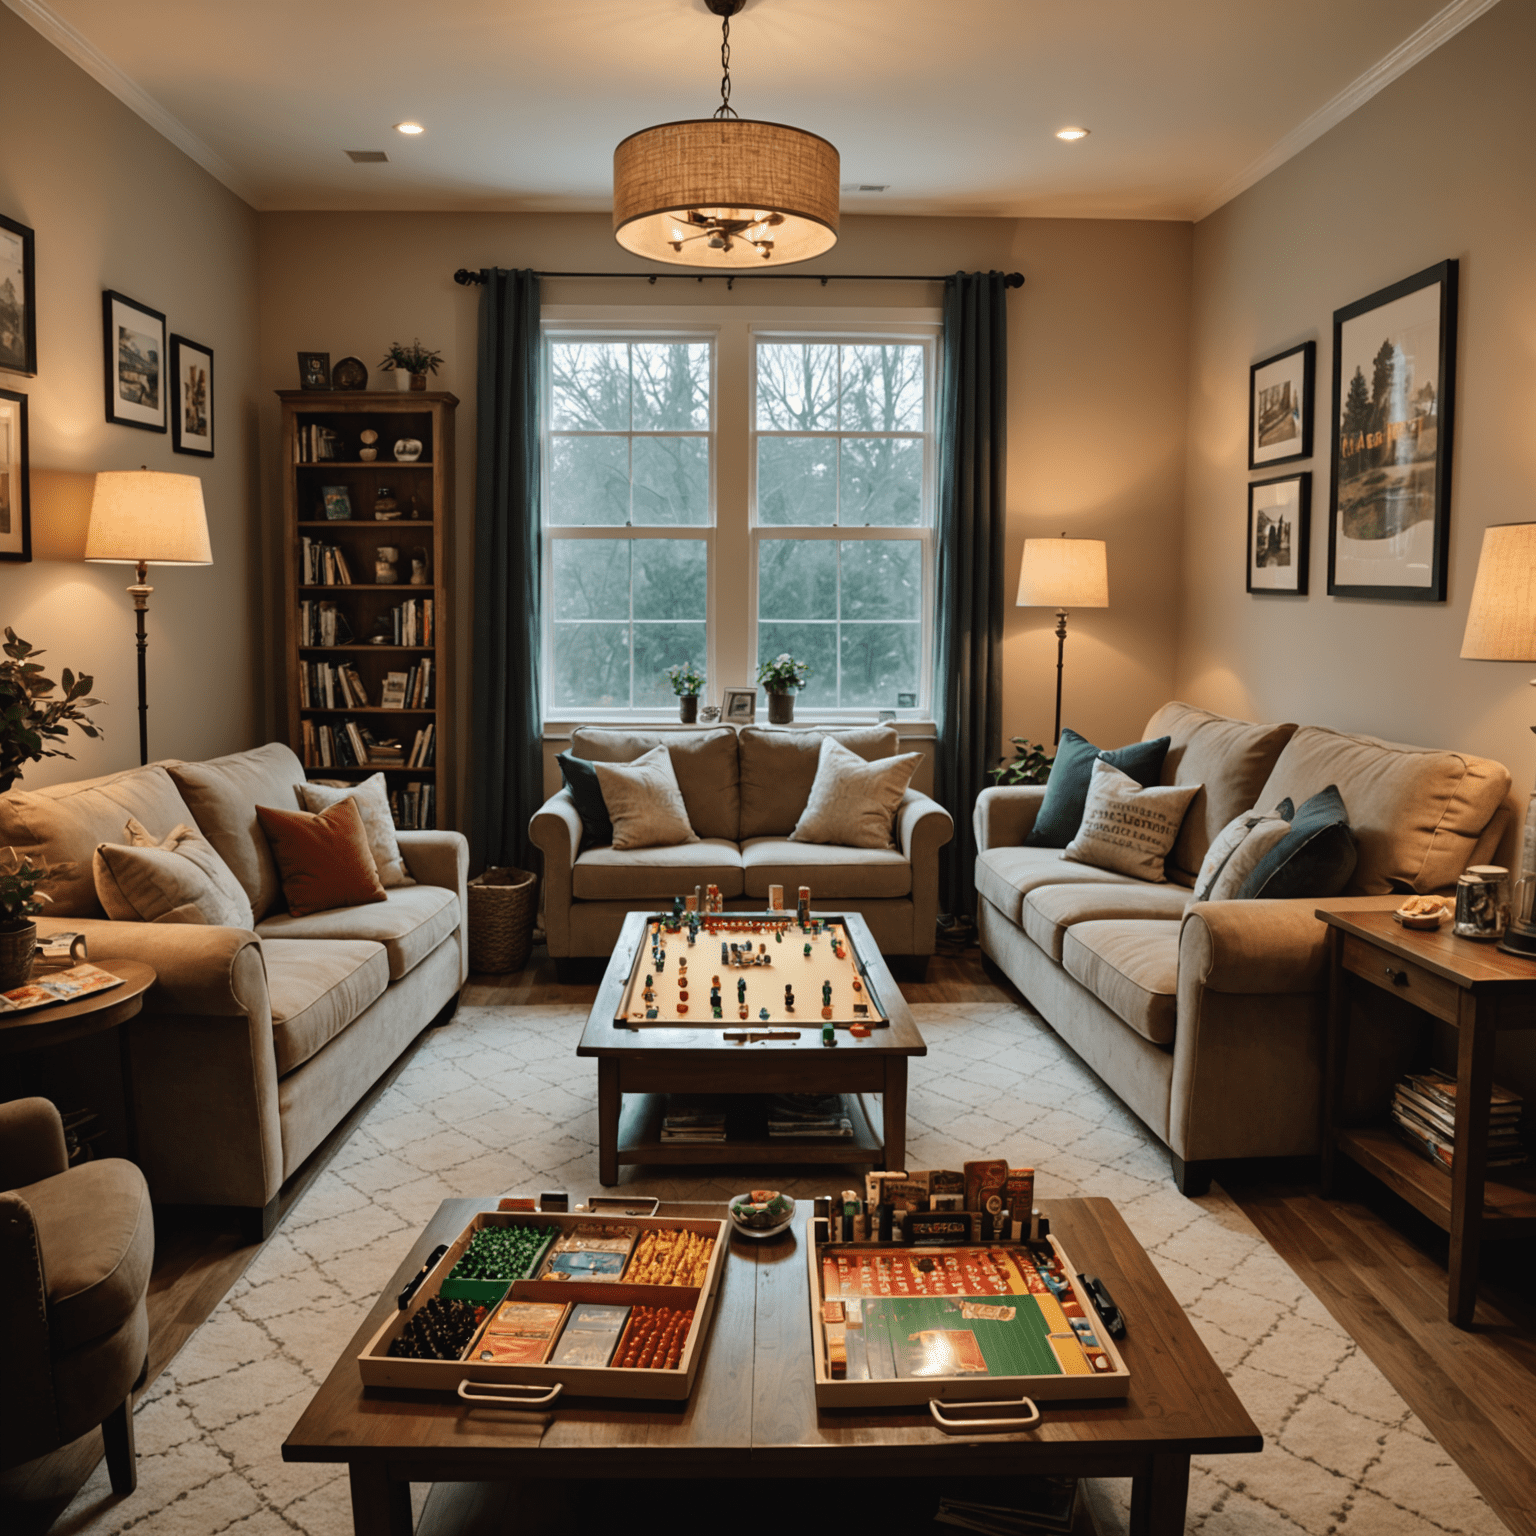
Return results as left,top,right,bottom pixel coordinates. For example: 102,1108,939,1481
987,737,1056,786
379,339,444,392
664,661,706,723
1,628,103,794
756,653,810,725
0,849,64,991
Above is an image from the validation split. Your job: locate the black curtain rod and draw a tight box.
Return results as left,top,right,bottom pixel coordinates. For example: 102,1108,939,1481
453,268,1023,289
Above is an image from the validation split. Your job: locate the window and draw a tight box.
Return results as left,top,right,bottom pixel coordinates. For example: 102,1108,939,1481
542,312,937,720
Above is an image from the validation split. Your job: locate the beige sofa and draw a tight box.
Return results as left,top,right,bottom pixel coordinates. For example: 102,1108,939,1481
531,725,954,968
975,702,1517,1194
0,743,467,1238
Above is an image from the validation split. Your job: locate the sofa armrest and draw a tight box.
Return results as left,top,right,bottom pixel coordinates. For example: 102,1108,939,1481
397,830,469,897
0,1099,68,1189
0,1190,55,1463
530,791,583,957
973,786,1047,853
898,790,955,952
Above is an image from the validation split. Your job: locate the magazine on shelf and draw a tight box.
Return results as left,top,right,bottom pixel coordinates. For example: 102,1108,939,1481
0,964,123,1014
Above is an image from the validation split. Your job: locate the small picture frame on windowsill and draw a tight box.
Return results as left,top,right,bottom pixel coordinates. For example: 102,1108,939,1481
721,686,757,725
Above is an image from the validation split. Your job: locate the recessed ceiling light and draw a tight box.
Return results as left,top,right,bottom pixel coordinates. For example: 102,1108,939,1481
1055,127,1090,141
395,121,425,135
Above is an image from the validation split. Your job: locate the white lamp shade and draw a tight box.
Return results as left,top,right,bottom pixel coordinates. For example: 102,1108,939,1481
1461,522,1536,660
1016,537,1108,608
86,470,212,565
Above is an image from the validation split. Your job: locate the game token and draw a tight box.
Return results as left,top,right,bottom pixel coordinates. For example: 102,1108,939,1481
759,1007,770,1020
677,1004,688,1014
804,942,812,957
739,1006,749,1019
822,1006,833,1020
822,1024,836,1045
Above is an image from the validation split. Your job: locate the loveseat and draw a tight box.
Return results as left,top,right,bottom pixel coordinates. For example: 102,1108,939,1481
0,743,467,1238
975,702,1518,1193
531,725,954,966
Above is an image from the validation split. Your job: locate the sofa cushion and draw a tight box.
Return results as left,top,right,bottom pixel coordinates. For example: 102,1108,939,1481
93,818,254,928
167,743,309,920
1026,729,1171,849
1063,760,1202,882
1062,920,1180,1046
742,838,912,899
791,737,921,850
1144,702,1298,887
1022,882,1192,963
0,764,198,917
737,726,900,840
569,727,739,842
594,746,699,850
1254,725,1511,895
557,752,615,849
974,846,1146,927
1193,808,1293,902
257,796,389,917
298,774,414,887
256,883,458,980
1236,785,1358,900
572,839,744,900
263,938,390,1076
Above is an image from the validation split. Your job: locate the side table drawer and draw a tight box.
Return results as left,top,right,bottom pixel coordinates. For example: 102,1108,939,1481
1341,934,1460,1024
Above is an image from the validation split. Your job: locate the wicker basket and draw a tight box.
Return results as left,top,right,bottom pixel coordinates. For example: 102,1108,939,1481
466,867,538,974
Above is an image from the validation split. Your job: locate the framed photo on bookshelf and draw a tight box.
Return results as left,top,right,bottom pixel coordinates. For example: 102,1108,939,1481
102,290,167,431
0,388,31,562
171,334,214,457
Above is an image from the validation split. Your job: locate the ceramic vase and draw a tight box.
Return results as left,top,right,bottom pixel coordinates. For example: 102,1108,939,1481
0,921,37,992
392,370,414,393
679,696,699,724
768,691,794,725
409,373,427,392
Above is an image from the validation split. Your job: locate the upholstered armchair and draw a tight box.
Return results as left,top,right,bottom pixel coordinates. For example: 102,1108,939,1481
0,1098,153,1493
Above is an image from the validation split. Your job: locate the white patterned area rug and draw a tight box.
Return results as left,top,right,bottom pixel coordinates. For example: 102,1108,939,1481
57,1002,1505,1536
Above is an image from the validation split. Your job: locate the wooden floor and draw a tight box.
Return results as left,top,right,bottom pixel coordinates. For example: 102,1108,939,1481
7,944,1536,1534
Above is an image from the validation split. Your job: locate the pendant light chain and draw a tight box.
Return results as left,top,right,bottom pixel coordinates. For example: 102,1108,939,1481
714,12,738,120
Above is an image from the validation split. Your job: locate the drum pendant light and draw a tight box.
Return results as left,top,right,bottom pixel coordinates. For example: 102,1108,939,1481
613,0,839,268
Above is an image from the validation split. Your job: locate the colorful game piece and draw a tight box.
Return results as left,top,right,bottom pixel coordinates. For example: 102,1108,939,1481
822,980,833,1007
759,1007,770,1021
804,942,812,957
822,1024,836,1046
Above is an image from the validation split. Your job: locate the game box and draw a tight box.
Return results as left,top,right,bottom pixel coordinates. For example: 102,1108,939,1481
357,1208,727,1401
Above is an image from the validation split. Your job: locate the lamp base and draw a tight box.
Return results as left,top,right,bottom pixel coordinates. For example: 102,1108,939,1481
1497,925,1536,958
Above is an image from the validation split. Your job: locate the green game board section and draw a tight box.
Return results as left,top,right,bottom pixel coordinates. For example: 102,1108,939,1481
861,1294,1062,1379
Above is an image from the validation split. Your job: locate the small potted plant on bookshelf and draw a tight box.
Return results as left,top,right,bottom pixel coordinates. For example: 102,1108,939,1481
379,339,443,392
757,653,810,725
665,661,706,723
0,849,65,991
0,628,103,794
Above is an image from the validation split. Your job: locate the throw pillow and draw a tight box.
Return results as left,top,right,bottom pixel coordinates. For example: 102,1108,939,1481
1026,729,1172,849
93,817,255,928
1193,808,1293,903
255,796,388,917
1236,784,1358,900
557,751,615,849
1062,759,1202,882
593,746,698,851
298,773,415,887
789,737,921,850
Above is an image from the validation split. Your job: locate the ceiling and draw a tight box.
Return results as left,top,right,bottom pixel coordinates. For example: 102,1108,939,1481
9,0,1499,220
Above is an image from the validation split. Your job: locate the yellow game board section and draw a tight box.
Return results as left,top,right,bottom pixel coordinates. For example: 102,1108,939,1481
1048,1332,1094,1375
1034,1290,1071,1335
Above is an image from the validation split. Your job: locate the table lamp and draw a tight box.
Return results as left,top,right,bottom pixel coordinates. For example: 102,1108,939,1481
85,469,213,766
1016,535,1109,745
1460,520,1536,955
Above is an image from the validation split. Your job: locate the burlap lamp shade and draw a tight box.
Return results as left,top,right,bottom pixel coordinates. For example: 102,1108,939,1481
1460,522,1536,660
1016,538,1110,609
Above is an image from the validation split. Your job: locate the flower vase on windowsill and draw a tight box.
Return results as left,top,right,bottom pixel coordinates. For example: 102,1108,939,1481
767,691,794,726
757,654,810,728
664,662,706,726
679,696,699,724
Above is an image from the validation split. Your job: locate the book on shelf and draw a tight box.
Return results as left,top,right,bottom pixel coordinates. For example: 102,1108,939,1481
321,484,352,520
407,722,435,767
378,597,434,647
388,780,435,830
934,1478,1079,1535
660,1096,728,1143
299,601,355,647
296,424,343,463
300,537,354,586
766,1092,852,1139
1388,1065,1528,1175
380,671,408,709
1405,1067,1523,1117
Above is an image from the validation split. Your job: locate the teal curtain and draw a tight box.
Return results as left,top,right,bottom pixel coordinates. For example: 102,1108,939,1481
934,272,1009,923
469,268,541,872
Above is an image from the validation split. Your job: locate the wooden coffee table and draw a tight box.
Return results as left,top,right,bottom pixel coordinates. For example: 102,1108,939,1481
283,1197,1262,1536
576,911,926,1185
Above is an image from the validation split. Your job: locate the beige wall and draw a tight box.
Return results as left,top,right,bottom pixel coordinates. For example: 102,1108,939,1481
0,6,260,788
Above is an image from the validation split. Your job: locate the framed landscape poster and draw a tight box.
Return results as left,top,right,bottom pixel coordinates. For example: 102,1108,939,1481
1249,340,1313,469
0,388,32,562
1247,472,1310,594
1328,260,1457,601
102,290,167,432
0,214,37,377
171,334,214,457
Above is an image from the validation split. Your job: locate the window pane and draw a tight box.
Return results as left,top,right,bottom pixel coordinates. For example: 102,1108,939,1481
840,344,925,432
840,541,921,620
840,623,921,709
632,343,710,431
548,435,629,525
758,539,836,620
634,539,707,621
758,622,837,708
635,622,707,706
757,343,836,429
758,437,836,526
550,622,630,708
552,539,629,621
550,342,630,430
632,437,708,526
840,438,922,526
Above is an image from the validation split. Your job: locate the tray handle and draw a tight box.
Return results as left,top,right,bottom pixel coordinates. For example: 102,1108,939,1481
927,1396,1040,1435
456,1380,564,1408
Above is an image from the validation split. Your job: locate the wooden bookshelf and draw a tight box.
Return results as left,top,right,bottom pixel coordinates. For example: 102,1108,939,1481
278,390,457,830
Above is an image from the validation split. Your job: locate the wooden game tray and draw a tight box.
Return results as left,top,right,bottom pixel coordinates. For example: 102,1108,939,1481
807,1234,1131,1408
357,1209,727,1401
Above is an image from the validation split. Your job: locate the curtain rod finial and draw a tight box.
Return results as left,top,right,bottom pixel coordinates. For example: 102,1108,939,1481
453,269,486,287
1005,272,1024,288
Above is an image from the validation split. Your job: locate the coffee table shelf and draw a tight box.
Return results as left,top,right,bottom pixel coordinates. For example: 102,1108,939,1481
615,1091,884,1169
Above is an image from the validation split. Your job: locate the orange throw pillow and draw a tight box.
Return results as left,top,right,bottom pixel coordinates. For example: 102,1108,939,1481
255,796,388,917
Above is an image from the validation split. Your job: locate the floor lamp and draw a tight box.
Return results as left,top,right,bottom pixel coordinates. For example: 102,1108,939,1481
85,469,213,766
1016,535,1109,746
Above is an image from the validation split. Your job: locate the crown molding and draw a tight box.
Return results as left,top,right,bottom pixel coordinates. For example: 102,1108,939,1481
4,0,257,206
1193,0,1503,222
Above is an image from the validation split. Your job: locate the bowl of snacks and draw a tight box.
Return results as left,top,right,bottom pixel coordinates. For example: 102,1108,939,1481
729,1189,794,1239
1395,895,1449,930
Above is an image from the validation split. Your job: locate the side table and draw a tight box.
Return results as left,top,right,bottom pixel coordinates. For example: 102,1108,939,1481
1317,904,1536,1327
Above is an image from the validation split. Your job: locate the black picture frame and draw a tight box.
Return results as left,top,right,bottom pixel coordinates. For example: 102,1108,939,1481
171,333,215,457
1247,472,1310,595
0,388,32,563
299,351,332,390
0,213,37,378
1249,340,1314,469
102,289,167,432
1328,260,1457,602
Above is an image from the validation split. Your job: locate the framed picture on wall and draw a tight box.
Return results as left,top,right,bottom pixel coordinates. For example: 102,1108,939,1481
102,290,167,432
0,388,32,562
1247,472,1310,595
1327,260,1457,602
1248,340,1313,469
0,213,37,377
171,334,214,457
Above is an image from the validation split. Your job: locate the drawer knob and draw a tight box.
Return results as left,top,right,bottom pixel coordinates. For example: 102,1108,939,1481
1385,966,1409,987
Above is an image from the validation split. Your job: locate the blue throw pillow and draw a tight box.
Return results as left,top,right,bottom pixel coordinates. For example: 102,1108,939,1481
1025,729,1172,849
1236,784,1357,899
557,752,613,850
